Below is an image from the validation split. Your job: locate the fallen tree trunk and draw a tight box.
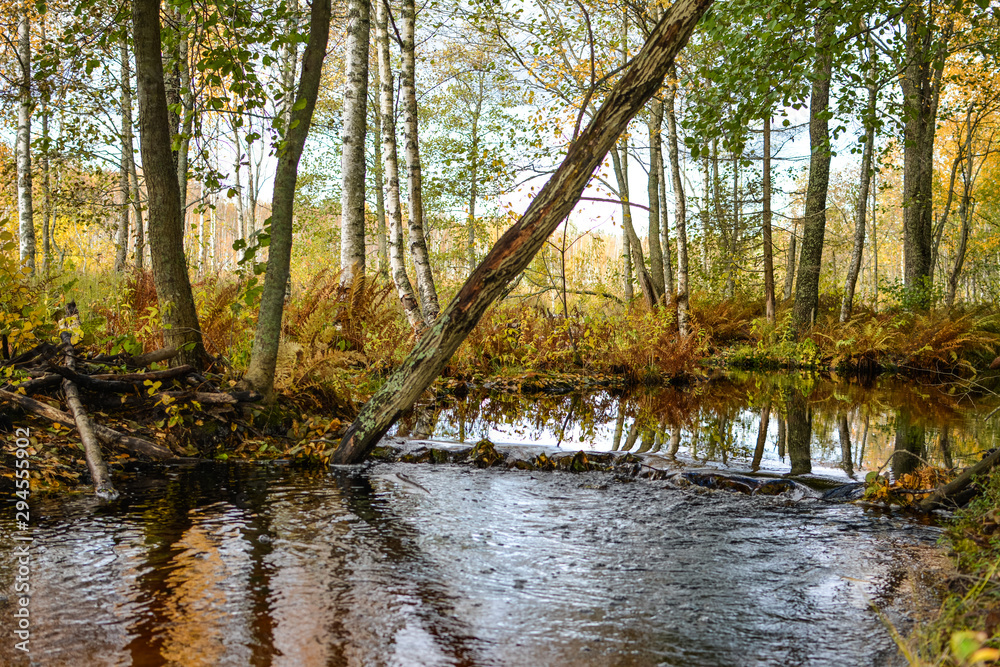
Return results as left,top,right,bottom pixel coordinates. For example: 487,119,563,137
919,448,1000,512
6,364,196,395
60,330,119,499
0,388,174,460
330,0,713,464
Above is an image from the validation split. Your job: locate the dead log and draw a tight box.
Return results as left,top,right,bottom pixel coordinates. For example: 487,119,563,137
48,365,143,394
0,388,174,460
6,364,196,396
919,448,1000,512
93,365,194,382
0,342,60,369
330,0,713,464
157,391,240,405
60,331,119,499
129,347,178,367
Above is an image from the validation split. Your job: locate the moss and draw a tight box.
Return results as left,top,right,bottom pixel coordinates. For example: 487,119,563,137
469,439,504,468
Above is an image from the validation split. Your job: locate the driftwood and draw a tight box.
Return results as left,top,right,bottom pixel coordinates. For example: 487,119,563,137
0,389,174,460
60,328,119,499
919,448,1000,512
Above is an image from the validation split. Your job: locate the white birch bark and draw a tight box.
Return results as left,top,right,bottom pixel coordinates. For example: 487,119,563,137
665,65,689,335
340,0,369,285
17,10,35,273
401,0,440,321
376,0,423,332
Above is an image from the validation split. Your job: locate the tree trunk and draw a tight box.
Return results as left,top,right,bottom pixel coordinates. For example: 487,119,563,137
278,0,300,131
930,153,962,279
762,116,775,322
129,146,144,272
133,0,208,367
665,65,689,335
340,0,369,286
120,38,143,271
728,151,739,298
372,67,389,282
115,142,130,271
792,17,833,331
892,407,925,479
612,141,660,309
947,106,975,308
646,99,666,297
331,0,713,463
234,125,247,240
176,31,192,224
655,113,673,298
241,0,330,397
837,412,854,477
786,391,812,476
17,10,35,274
751,403,771,472
40,102,51,277
401,0,440,322
376,0,424,333
783,217,797,300
900,9,950,307
467,77,483,277
840,75,876,322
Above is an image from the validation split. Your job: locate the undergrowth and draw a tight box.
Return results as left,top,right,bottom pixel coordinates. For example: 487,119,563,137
895,469,1000,666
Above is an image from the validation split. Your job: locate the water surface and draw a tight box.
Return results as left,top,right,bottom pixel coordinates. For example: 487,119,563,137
2,371,992,665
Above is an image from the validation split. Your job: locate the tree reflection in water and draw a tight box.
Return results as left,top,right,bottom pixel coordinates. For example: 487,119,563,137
398,372,999,476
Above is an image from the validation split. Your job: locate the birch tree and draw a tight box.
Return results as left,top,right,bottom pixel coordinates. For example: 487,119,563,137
376,0,424,332
340,0,369,285
17,7,35,273
401,0,440,322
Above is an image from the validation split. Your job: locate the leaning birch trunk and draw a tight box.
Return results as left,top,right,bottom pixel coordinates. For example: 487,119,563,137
331,0,713,464
839,70,876,322
376,0,424,333
665,64,689,335
17,9,35,273
340,0,369,285
240,0,330,398
400,0,440,322
59,316,118,499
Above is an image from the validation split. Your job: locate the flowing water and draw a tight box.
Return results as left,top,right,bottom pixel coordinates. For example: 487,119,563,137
0,372,996,666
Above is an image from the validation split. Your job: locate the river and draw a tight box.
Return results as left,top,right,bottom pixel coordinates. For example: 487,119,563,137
1,372,993,666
